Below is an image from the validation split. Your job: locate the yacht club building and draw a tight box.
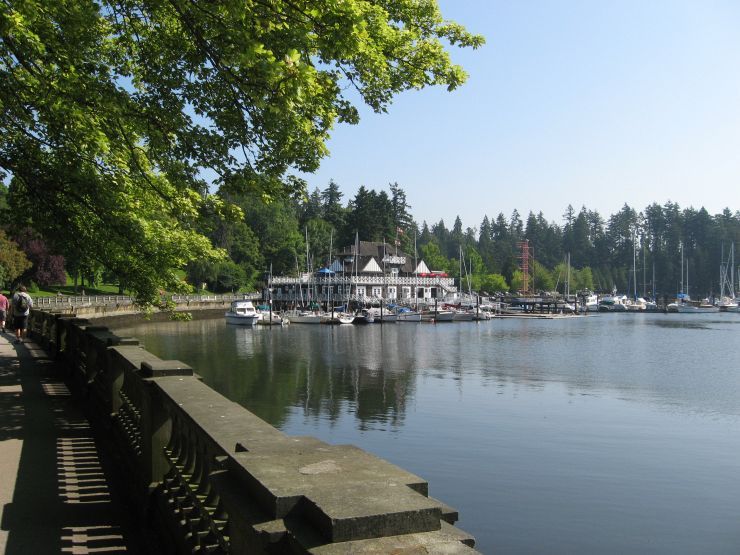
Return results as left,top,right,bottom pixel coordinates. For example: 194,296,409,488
270,241,458,304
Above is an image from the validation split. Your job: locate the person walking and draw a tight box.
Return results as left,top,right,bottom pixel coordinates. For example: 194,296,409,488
11,285,33,344
0,291,8,333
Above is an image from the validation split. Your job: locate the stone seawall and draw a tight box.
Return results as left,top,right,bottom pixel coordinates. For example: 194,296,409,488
28,309,478,554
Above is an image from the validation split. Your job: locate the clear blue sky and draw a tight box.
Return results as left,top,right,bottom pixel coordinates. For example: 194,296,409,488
301,0,740,230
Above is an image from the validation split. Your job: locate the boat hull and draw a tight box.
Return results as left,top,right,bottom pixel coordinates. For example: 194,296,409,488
396,312,422,322
225,313,259,326
287,313,323,324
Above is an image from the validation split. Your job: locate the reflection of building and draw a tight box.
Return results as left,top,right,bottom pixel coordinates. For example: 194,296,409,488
271,241,458,303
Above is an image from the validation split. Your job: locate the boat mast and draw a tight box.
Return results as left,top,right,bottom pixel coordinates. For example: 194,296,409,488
642,241,647,299
459,245,463,301
680,241,684,296
354,231,359,306
632,230,637,300
414,230,418,309
732,243,736,298
305,227,310,307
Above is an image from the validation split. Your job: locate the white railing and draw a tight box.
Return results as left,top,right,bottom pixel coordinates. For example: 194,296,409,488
31,292,260,307
271,275,455,287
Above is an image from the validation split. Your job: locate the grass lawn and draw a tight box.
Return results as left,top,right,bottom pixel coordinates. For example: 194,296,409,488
32,283,126,297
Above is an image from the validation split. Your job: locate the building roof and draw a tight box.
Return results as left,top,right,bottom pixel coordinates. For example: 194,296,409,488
335,240,419,274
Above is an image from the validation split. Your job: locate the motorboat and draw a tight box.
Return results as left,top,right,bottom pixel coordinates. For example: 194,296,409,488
598,294,627,312
225,300,260,326
354,308,375,324
582,292,599,312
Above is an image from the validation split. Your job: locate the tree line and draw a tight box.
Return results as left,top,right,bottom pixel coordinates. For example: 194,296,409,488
186,183,740,300
3,177,739,301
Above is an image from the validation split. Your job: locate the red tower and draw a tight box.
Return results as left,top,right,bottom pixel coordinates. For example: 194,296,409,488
517,240,532,295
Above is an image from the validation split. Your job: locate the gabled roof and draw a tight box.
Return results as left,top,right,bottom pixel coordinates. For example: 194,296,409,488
362,258,383,273
414,260,430,275
337,240,408,258
336,241,419,273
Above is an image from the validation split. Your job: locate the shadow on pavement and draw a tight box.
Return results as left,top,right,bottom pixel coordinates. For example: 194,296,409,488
0,337,141,553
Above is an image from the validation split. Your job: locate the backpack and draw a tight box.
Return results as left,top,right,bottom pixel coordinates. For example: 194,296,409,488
15,294,29,312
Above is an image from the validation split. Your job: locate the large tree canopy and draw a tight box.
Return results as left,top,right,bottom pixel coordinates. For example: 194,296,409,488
0,0,483,303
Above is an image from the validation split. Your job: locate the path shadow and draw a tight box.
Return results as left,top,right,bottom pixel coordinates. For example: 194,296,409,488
0,339,143,553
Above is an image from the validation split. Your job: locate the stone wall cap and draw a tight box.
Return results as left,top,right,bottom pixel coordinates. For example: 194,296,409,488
140,359,193,377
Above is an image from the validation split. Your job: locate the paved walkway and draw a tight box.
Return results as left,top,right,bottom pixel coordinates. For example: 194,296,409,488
0,333,140,554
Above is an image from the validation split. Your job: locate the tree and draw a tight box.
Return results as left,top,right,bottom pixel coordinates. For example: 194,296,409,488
479,273,508,293
0,230,31,289
321,180,345,232
0,1,483,303
420,241,451,274
13,228,66,286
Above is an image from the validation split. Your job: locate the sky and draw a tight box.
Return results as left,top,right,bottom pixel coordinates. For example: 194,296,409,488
300,0,740,230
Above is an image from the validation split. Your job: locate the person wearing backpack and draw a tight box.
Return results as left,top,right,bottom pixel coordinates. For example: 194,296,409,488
12,285,32,344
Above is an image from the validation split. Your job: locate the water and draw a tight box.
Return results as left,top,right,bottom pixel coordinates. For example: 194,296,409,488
116,314,740,554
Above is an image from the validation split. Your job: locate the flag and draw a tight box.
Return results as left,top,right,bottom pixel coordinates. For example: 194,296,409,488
396,226,404,234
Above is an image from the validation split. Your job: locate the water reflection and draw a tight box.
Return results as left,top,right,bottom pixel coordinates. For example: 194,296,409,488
120,314,740,427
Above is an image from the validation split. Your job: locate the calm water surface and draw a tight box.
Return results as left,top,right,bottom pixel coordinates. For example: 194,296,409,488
117,313,740,554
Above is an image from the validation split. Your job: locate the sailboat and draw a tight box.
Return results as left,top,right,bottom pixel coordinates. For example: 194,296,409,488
718,243,738,311
667,243,718,313
396,231,422,322
286,229,323,324
625,234,647,311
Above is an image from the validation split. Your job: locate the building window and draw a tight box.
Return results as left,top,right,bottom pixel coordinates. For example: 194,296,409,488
372,286,382,297
388,286,397,299
357,286,366,297
402,286,411,299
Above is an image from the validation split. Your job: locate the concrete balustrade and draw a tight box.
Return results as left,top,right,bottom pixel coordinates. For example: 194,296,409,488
28,309,478,554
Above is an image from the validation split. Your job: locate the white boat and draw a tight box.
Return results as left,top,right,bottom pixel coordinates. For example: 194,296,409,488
257,308,289,325
225,300,261,326
452,310,474,321
322,311,355,324
598,294,627,312
717,296,738,311
285,310,323,324
395,307,421,322
625,297,647,311
472,310,492,320
668,244,719,313
366,307,397,323
583,292,599,312
669,295,719,313
433,310,456,322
